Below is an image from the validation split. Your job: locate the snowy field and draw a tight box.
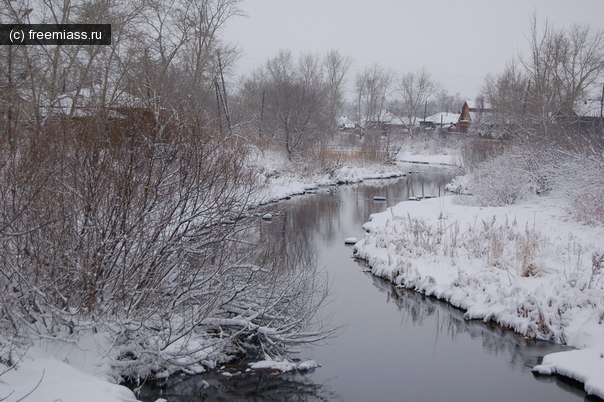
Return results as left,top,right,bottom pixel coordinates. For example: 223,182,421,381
354,192,604,399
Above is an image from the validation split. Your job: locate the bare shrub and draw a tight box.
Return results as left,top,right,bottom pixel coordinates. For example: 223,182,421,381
553,152,604,225
460,138,504,172
460,140,575,207
588,251,603,289
517,225,547,277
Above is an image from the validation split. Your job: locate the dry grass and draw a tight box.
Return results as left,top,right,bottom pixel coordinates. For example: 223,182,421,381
386,212,548,277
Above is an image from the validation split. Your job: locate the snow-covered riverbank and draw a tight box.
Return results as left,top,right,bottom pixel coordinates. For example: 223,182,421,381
0,153,444,402
354,192,604,399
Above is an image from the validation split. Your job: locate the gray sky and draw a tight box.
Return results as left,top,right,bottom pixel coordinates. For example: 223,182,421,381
223,0,604,100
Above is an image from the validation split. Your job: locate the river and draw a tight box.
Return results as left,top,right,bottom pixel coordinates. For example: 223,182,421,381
135,169,591,401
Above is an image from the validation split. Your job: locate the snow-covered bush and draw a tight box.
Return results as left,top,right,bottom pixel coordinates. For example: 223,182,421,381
466,152,533,206
458,141,564,207
553,152,604,225
444,174,471,195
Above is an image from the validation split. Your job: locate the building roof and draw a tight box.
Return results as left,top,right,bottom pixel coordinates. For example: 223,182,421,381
424,112,461,125
363,110,406,126
47,85,146,117
575,98,601,118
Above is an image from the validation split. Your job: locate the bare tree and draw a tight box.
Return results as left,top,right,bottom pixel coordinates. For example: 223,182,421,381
324,50,352,130
482,59,530,130
245,50,330,160
0,0,243,138
353,65,399,162
354,64,393,127
556,23,604,112
521,15,604,137
481,16,604,140
394,68,439,131
433,89,464,115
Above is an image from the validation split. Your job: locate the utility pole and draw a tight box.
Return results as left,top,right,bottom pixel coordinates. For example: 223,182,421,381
215,80,223,136
600,83,603,118
259,90,265,138
423,101,427,121
216,51,231,134
522,80,531,116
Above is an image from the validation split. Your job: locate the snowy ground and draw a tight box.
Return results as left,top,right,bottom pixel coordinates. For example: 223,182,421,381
354,192,604,399
0,334,139,402
248,148,412,204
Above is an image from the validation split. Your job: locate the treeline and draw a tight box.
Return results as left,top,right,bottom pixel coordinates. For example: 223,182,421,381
481,15,604,143
460,16,604,224
235,49,351,160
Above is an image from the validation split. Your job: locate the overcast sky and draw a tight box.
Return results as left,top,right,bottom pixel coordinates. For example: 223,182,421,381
223,0,604,100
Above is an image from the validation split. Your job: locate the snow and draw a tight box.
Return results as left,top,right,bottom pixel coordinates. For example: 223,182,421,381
248,358,320,372
249,148,409,204
0,342,138,402
424,112,461,125
354,192,604,399
533,349,604,397
344,237,359,245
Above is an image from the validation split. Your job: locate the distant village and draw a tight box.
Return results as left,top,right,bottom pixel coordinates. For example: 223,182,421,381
338,97,603,136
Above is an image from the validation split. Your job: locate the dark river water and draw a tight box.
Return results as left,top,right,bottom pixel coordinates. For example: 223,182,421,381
136,169,593,402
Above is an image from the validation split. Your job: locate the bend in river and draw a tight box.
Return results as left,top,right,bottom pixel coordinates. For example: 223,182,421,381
136,170,592,402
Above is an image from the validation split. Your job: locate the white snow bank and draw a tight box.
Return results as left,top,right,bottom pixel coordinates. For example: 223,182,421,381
354,193,604,398
0,351,137,402
252,159,407,204
533,349,604,399
397,151,458,166
249,147,460,206
248,358,319,372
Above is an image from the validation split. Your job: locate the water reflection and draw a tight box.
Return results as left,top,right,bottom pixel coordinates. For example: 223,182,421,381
367,272,571,372
365,272,595,401
134,370,336,402
350,172,453,226
261,189,343,252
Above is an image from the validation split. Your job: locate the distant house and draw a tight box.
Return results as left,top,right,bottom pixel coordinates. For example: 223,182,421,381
337,115,357,131
45,85,156,143
552,98,603,133
423,112,461,130
363,110,408,133
49,85,149,117
572,97,602,119
456,100,493,133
